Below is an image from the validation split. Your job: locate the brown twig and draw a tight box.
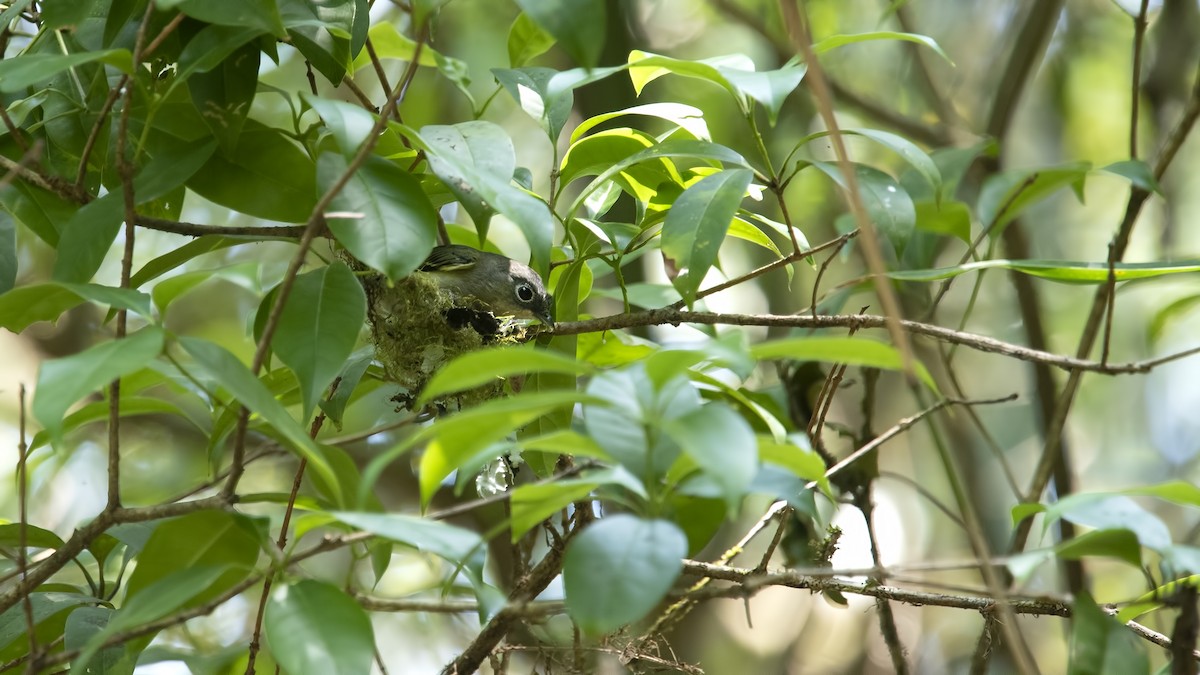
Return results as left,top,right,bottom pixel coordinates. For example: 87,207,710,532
223,27,430,499
550,309,1200,375
780,0,917,382
441,541,567,674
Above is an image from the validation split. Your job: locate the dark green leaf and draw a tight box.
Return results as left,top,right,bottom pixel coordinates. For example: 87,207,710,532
0,592,97,655
318,349,372,428
1069,592,1148,675
320,153,438,281
265,580,375,675
0,209,16,294
514,0,605,68
129,236,254,289
661,168,752,306
164,0,287,37
0,50,133,93
64,607,137,675
188,42,259,155
73,566,232,672
51,194,123,284
33,326,164,438
273,262,366,418
124,511,262,601
187,120,317,223
563,515,687,635
175,24,264,82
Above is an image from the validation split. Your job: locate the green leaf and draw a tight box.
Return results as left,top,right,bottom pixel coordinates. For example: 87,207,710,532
492,67,574,141
570,102,710,144
265,580,374,675
64,607,137,675
187,120,317,223
1101,160,1160,194
568,139,749,220
514,0,605,68
281,0,362,84
124,511,262,601
303,94,376,156
416,391,599,506
664,404,757,511
418,345,594,405
318,350,373,428
977,162,1090,233
914,199,971,243
558,128,678,201
351,21,469,95
0,282,149,332
180,337,341,503
812,31,953,65
416,122,554,272
73,566,232,673
751,337,936,391
1069,592,1148,675
273,262,366,418
332,511,484,564
0,208,13,294
758,437,831,496
584,367,702,480
0,523,65,550
0,592,97,656
29,396,199,452
563,515,687,635
1048,495,1172,551
627,51,806,123
510,480,597,541
420,121,515,243
811,162,915,257
320,153,439,281
661,168,753,306
51,194,123,284
175,24,265,83
0,50,133,93
507,12,556,67
166,0,287,37
187,41,260,156
33,326,164,438
130,236,254,288
887,259,1200,284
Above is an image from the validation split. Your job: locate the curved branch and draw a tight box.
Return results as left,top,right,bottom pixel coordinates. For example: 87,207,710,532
549,310,1199,375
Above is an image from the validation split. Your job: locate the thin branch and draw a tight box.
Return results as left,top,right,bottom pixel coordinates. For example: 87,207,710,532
441,541,566,675
17,385,39,672
223,27,430,499
780,0,917,382
819,394,1017,486
1131,0,1151,159
549,309,1200,375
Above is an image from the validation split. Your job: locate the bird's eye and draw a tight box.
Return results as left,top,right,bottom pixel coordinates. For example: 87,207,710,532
515,283,535,303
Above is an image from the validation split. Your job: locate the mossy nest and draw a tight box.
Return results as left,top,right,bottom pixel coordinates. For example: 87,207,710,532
357,267,534,410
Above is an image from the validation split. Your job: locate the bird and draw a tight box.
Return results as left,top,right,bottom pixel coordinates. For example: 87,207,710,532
418,244,555,326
